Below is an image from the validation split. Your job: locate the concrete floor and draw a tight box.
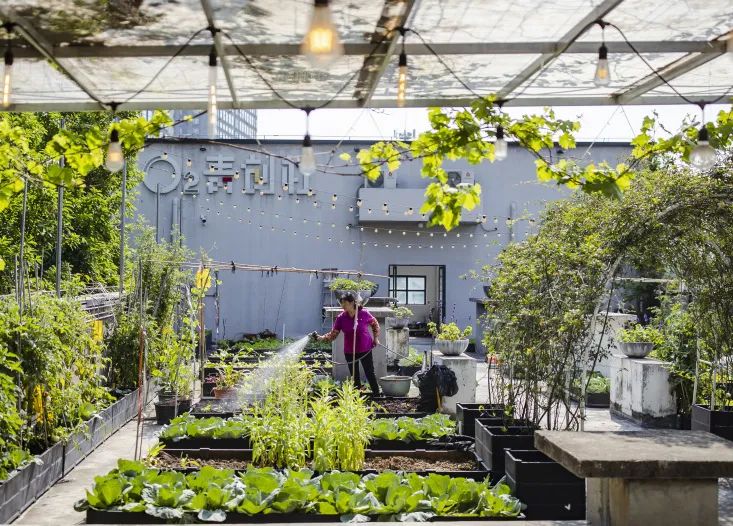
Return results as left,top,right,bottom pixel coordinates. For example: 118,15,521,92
14,359,733,525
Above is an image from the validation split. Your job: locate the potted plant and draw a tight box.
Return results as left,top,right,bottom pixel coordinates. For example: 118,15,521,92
209,350,245,399
398,347,423,376
428,321,472,356
329,277,377,303
387,306,413,330
151,329,195,425
618,323,664,358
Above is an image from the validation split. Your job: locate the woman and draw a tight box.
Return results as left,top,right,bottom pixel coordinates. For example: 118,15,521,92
315,292,381,395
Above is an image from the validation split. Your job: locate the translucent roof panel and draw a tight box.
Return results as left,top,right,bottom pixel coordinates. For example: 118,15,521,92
228,55,366,104
579,0,733,42
373,54,541,102
511,52,687,99
211,0,385,44
646,55,733,99
0,0,731,110
3,0,210,46
410,0,607,42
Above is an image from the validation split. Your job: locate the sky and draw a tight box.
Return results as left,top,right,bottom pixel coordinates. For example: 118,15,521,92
256,104,731,143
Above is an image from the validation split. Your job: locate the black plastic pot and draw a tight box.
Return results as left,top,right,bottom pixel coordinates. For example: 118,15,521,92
474,423,536,475
504,449,584,520
154,398,192,425
585,391,610,408
456,403,506,438
692,404,733,440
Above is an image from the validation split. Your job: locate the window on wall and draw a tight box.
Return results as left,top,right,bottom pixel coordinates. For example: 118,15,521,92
389,275,426,305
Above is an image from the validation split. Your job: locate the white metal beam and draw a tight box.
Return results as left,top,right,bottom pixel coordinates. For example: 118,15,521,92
6,94,721,113
10,40,726,59
497,0,627,100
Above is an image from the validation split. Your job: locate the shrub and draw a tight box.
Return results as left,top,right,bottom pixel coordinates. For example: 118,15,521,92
428,321,472,341
329,278,376,292
618,323,664,345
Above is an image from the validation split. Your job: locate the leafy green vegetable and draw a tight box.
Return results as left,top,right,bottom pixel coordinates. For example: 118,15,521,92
78,462,523,521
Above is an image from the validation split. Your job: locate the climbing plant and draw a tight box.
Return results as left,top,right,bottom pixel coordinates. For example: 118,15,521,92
357,98,733,230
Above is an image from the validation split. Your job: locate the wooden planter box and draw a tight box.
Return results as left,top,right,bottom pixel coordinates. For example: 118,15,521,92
456,403,506,438
0,389,139,524
504,449,584,520
474,422,535,475
691,404,733,440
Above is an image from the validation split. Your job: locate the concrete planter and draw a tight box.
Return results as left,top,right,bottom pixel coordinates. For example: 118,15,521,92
434,339,469,356
0,390,139,524
386,317,409,330
505,449,585,520
620,341,654,358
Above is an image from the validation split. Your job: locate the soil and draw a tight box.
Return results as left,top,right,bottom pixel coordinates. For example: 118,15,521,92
149,451,478,472
373,398,421,414
363,454,477,472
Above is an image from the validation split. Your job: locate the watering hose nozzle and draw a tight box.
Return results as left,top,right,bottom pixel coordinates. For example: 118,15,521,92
310,331,319,341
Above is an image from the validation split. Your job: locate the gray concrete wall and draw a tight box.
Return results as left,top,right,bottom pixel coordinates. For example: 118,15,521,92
134,139,629,341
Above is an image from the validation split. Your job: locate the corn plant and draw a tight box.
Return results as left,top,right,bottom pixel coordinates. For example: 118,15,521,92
332,381,374,470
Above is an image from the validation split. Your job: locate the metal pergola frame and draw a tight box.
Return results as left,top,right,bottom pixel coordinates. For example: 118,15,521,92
0,0,731,112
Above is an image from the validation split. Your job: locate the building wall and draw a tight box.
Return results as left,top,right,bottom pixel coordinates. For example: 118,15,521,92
143,109,257,139
134,139,629,341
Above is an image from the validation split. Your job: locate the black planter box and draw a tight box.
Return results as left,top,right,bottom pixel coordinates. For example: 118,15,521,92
692,404,733,440
474,423,535,475
87,509,520,523
0,390,140,524
585,392,610,408
154,398,192,425
456,403,506,438
504,450,584,520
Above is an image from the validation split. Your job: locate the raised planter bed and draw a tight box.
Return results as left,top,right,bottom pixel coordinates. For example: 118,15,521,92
456,403,506,438
691,403,733,440
371,396,428,418
189,398,240,419
0,389,140,524
585,391,610,408
504,449,584,520
475,422,536,475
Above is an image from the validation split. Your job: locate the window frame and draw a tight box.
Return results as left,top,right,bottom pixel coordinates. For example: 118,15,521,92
388,274,427,305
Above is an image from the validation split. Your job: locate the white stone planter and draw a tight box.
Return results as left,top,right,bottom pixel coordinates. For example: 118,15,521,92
387,317,409,330
620,341,654,358
435,338,469,356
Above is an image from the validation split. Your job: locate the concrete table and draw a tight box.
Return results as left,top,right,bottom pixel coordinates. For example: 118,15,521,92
324,306,393,384
535,430,733,525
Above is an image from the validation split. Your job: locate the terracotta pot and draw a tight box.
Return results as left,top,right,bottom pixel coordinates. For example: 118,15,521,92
213,387,238,399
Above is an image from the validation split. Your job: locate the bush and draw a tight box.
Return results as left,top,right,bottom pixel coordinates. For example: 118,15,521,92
618,323,664,345
329,278,376,292
427,321,472,341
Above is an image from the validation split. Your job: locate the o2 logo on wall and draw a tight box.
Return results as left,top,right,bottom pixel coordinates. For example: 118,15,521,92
143,157,180,194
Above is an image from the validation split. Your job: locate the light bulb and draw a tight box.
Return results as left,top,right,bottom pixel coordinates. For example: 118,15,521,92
283,183,289,191
301,0,343,67
690,126,716,170
331,193,337,201
356,199,362,208
494,125,508,161
208,48,218,138
397,51,407,108
105,129,124,172
300,134,316,175
593,44,610,87
2,47,12,108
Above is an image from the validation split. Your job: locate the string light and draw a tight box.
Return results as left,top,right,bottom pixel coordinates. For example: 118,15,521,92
300,109,316,175
331,193,338,201
162,152,169,160
494,125,508,161
208,45,218,138
593,23,610,87
283,183,289,192
2,26,13,108
356,199,363,208
382,202,388,212
186,158,192,167
690,125,716,170
307,188,314,197
301,0,343,67
331,203,336,209
105,129,124,173
397,30,407,108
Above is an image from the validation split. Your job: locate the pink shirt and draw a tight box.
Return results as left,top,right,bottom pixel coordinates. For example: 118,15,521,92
333,308,377,355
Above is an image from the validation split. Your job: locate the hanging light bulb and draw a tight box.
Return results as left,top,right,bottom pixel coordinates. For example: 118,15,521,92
300,134,316,175
396,46,407,108
356,199,362,208
690,126,716,170
382,202,388,212
331,193,338,201
307,188,314,197
494,125,508,161
105,129,124,173
301,0,343,67
283,183,289,192
2,33,12,109
593,24,610,87
186,158,192,167
208,46,218,138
